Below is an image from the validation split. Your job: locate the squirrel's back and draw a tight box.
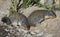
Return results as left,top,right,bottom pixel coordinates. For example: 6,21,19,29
28,10,56,26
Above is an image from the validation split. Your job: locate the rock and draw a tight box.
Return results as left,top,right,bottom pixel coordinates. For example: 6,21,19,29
0,0,12,11
55,11,60,18
28,18,60,37
42,18,60,37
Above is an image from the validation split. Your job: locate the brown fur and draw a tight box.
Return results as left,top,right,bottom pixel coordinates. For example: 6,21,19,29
28,10,57,27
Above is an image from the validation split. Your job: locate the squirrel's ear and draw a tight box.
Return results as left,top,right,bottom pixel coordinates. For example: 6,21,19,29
1,17,11,25
6,17,11,25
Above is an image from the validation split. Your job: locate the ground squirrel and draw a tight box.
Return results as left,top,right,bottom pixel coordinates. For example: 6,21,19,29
28,10,56,27
1,12,30,30
1,10,56,31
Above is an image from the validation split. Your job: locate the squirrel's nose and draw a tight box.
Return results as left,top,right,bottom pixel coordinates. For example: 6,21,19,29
12,22,18,27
